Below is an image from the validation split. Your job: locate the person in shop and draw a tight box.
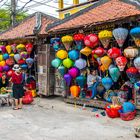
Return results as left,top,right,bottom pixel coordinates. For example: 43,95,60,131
11,64,24,110
0,73,10,105
87,68,101,98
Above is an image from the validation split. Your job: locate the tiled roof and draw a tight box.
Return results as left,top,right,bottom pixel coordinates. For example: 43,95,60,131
47,0,140,33
0,12,57,41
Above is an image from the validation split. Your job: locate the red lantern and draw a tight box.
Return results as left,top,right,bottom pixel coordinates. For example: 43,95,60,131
107,47,121,58
73,33,85,41
22,91,33,104
115,56,127,71
18,59,26,65
7,70,14,77
92,47,106,57
84,34,99,48
6,58,15,66
25,43,33,55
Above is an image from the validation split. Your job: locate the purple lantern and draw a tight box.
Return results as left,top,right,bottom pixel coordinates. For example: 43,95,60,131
3,65,10,72
64,74,72,86
68,67,80,78
0,46,6,54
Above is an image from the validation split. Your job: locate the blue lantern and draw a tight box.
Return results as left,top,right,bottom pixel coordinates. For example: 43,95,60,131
68,50,79,60
3,53,9,60
102,77,113,90
76,75,86,88
58,65,66,76
50,37,61,51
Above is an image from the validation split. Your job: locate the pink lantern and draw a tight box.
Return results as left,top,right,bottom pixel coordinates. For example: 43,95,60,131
0,66,3,72
7,70,14,77
84,34,99,48
115,56,127,71
68,67,80,78
92,47,106,58
6,58,15,66
107,47,121,58
0,46,6,53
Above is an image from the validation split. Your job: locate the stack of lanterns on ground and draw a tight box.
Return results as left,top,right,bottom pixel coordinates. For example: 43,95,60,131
0,43,35,102
51,27,140,120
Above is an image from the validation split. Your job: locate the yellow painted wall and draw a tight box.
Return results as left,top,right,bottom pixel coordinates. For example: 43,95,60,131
59,3,92,19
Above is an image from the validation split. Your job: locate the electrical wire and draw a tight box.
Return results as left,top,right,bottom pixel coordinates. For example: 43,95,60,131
0,0,8,8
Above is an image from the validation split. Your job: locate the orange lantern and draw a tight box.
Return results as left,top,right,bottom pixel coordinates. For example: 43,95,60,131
70,85,80,97
100,56,112,70
80,46,92,56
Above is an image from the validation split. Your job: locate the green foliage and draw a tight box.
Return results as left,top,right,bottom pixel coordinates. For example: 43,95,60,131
0,8,28,32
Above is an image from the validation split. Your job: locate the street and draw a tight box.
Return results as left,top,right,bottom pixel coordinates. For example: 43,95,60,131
0,97,139,140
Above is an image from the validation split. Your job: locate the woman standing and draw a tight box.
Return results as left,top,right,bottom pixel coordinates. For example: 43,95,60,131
12,64,24,110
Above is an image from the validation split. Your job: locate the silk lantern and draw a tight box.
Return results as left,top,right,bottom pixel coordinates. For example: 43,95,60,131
98,30,112,49
9,53,14,57
68,50,79,60
63,58,73,69
21,64,28,70
7,70,13,77
92,47,106,58
20,51,28,59
75,58,87,70
26,58,34,68
84,34,99,48
0,46,6,53
14,54,21,63
16,44,25,52
102,77,113,90
115,56,127,71
70,85,80,97
0,66,3,72
107,47,121,58
134,57,140,72
11,44,17,53
64,73,72,86
109,65,120,82
130,27,140,47
61,35,73,51
76,75,86,88
126,67,138,83
0,61,5,67
3,53,9,60
50,37,61,51
113,28,128,47
58,66,66,76
100,56,112,70
73,33,85,50
6,45,12,54
18,59,26,65
51,58,61,68
3,65,10,71
80,46,92,56
68,67,80,78
56,49,68,60
6,58,14,66
124,46,138,60
0,54,3,61
25,43,33,54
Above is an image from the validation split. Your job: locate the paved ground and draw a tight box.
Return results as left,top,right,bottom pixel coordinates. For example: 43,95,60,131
0,97,139,140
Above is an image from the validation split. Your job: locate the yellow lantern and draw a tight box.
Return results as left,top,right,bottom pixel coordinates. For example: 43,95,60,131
16,44,25,51
6,45,12,54
124,46,138,60
9,53,15,57
100,56,112,70
80,46,92,56
31,90,37,97
56,49,68,60
0,61,6,67
61,35,73,51
0,54,3,61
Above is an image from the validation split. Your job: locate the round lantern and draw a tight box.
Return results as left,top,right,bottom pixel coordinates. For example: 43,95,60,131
0,54,3,61
61,35,73,51
68,67,80,78
3,53,9,60
9,53,14,57
102,77,113,90
80,46,92,56
64,73,72,86
107,47,121,59
63,58,74,69
92,47,106,58
70,85,80,97
84,34,99,48
25,43,33,54
20,51,28,59
51,58,62,68
0,61,6,67
0,66,3,72
134,57,140,72
75,58,87,70
26,58,34,68
3,65,10,71
7,70,14,77
21,64,28,70
100,56,112,70
14,54,21,63
68,50,79,60
58,66,66,76
76,75,86,88
124,46,138,59
0,46,6,53
98,30,112,49
16,44,25,52
6,58,14,66
126,67,138,83
50,37,61,51
115,56,127,71
56,49,68,60
6,45,12,54
73,33,85,50
18,59,26,65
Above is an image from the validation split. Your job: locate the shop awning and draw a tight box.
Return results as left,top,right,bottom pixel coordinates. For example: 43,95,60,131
47,0,140,34
0,12,58,41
